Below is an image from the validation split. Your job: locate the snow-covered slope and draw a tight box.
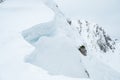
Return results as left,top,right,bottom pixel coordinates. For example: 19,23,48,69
1,0,90,80
73,20,116,53
22,0,120,80
1,0,120,80
22,17,120,79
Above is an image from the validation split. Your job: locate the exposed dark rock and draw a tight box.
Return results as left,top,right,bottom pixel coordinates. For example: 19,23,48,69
67,20,72,25
77,20,116,53
78,20,82,34
85,70,90,78
85,21,89,26
0,0,5,3
79,45,87,56
56,5,58,8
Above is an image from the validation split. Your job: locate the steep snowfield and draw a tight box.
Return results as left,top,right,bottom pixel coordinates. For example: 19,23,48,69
22,17,120,80
22,0,120,80
1,0,120,80
0,0,89,80
24,32,89,78
22,13,89,78
72,19,120,73
81,53,120,80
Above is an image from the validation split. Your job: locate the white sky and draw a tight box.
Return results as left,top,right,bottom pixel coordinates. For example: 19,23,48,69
1,0,120,39
55,0,120,39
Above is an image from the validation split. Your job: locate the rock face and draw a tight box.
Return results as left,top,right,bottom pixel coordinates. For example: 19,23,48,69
22,0,120,80
79,45,87,56
0,0,5,3
22,17,120,80
71,20,116,53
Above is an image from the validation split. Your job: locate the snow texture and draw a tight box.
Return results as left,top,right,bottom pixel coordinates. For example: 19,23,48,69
0,0,120,80
22,0,120,80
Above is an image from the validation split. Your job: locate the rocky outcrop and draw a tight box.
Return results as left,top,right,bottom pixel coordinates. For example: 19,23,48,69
0,0,5,3
72,20,116,53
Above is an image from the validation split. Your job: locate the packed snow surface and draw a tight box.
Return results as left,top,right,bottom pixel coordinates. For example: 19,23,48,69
1,0,120,80
22,0,120,80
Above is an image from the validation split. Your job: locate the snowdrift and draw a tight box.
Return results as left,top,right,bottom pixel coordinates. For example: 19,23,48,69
22,0,120,80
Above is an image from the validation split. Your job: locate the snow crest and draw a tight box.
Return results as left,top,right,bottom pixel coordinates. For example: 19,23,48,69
22,0,120,80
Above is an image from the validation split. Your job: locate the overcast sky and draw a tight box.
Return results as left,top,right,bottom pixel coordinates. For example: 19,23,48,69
55,0,120,39
2,0,120,39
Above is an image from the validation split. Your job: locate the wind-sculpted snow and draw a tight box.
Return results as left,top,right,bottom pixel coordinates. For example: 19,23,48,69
22,11,89,78
25,35,89,78
22,0,120,80
22,21,56,46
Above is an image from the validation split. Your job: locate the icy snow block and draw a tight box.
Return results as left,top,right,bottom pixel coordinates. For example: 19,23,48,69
22,22,56,46
25,36,89,78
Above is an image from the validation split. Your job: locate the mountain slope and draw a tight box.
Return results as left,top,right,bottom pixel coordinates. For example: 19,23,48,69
22,0,120,80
